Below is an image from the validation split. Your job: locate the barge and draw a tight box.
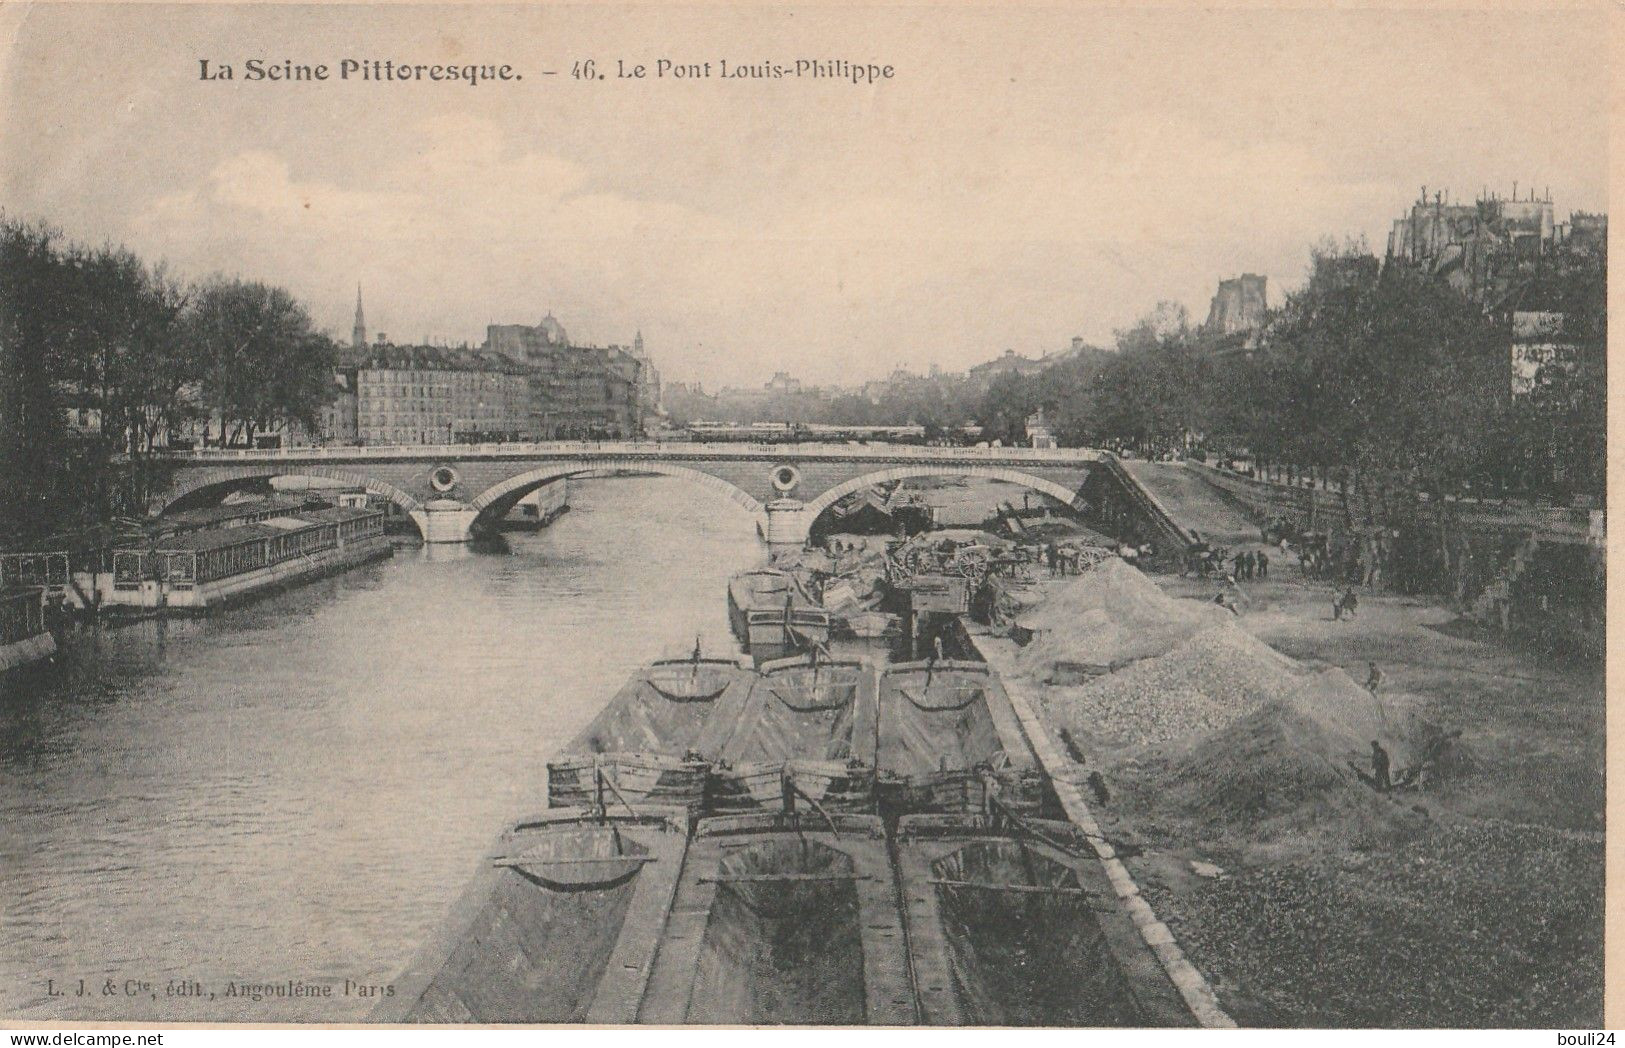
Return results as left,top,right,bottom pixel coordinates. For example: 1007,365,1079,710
705,653,878,813
895,813,1191,1027
727,569,833,663
499,478,570,532
635,812,915,1026
381,571,1195,1026
726,568,807,640
2,497,391,617
103,506,391,612
374,805,692,1024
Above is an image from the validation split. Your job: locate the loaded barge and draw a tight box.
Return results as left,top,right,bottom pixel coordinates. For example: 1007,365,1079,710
727,569,831,663
379,567,1195,1026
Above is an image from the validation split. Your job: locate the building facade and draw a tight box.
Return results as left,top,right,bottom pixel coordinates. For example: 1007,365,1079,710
630,330,663,423
318,372,359,445
482,315,645,439
537,343,641,438
352,341,529,445
1383,187,1603,304
1204,274,1268,336
325,298,658,444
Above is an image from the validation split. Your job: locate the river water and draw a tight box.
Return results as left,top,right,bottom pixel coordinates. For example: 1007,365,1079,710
0,478,765,1022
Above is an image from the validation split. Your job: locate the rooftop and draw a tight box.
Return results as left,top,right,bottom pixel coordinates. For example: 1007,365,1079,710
344,343,529,375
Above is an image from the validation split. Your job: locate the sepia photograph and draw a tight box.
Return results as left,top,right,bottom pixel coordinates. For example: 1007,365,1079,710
0,0,1611,1033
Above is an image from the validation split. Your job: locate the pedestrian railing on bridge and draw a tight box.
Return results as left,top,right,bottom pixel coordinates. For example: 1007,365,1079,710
161,441,1105,465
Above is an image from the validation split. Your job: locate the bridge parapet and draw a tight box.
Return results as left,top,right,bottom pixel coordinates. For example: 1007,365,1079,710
156,441,1107,544
164,440,1104,467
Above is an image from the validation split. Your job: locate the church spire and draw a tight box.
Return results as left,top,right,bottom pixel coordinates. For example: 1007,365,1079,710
352,283,366,348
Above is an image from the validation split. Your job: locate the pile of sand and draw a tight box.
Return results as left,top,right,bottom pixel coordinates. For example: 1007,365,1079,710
1126,683,1430,839
1055,626,1433,840
1015,557,1232,676
1044,623,1302,746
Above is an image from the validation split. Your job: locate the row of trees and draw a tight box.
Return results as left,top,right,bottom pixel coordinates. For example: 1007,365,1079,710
978,243,1605,505
664,376,993,437
972,242,1604,597
1,218,339,543
670,232,1603,518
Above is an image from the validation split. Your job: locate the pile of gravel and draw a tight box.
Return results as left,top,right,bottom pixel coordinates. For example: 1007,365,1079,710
1139,697,1412,830
1028,555,1430,841
1016,558,1231,676
1043,623,1306,748
1046,622,1428,837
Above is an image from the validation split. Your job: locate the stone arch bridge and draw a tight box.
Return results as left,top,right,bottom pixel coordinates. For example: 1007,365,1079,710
154,441,1110,544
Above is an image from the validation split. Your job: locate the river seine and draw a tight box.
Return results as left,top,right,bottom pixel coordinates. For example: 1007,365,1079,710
0,478,766,1022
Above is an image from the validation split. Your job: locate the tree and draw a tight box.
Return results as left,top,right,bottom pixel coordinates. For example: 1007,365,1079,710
977,372,1036,445
0,218,93,540
1066,303,1210,456
53,244,198,515
187,278,337,445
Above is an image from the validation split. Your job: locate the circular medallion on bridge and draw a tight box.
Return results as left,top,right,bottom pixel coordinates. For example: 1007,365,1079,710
429,465,460,494
770,464,801,495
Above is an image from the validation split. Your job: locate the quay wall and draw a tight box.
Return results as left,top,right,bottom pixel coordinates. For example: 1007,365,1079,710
962,623,1234,1029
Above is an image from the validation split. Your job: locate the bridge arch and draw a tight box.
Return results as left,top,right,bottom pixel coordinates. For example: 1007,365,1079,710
801,464,1085,526
469,461,767,529
151,465,425,518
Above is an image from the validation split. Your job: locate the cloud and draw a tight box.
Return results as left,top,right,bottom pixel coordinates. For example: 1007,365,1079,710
128,116,745,347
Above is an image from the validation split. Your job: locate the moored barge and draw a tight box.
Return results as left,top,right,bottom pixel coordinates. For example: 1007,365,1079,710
374,805,691,1024
381,565,1197,1026
635,812,916,1026
894,812,1192,1026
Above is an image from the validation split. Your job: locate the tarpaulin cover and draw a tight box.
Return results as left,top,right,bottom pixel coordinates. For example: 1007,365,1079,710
716,664,867,763
572,662,756,755
878,668,1007,778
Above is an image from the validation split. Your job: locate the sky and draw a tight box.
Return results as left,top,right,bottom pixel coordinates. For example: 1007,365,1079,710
0,3,1609,388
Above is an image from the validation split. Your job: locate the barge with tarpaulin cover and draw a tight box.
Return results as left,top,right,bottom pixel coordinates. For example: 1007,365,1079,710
377,563,1199,1026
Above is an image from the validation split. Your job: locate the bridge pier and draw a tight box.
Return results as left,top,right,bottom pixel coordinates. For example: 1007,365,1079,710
409,499,481,544
763,498,811,549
